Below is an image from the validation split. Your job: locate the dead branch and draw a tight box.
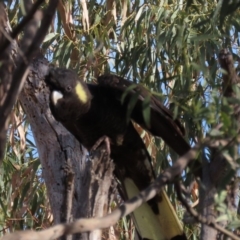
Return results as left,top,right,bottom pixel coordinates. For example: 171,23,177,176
2,135,238,240
1,148,197,240
62,157,75,240
0,0,58,162
87,144,115,240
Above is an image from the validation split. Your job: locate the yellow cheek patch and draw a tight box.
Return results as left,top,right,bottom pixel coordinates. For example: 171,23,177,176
75,82,88,103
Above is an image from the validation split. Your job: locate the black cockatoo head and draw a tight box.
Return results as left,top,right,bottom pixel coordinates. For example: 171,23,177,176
45,68,91,122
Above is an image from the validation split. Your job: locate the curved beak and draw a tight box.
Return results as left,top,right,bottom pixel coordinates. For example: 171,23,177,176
51,90,63,105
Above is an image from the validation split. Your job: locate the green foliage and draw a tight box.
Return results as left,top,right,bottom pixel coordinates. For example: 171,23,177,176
3,0,240,239
0,107,51,236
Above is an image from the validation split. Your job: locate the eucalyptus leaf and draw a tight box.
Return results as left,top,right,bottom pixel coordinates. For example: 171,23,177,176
142,95,151,128
126,92,140,123
43,33,59,43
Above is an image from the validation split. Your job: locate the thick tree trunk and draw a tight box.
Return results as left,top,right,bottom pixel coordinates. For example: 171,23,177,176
19,56,115,240
19,56,87,224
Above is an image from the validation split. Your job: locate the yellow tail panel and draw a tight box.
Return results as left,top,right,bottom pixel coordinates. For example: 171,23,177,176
124,178,184,240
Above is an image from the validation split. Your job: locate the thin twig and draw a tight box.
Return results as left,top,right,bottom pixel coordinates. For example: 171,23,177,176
0,0,58,128
175,182,240,240
0,0,45,53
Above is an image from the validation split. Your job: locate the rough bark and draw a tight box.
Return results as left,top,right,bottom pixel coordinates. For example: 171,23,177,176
200,154,218,240
19,56,83,217
87,146,115,240
18,56,115,240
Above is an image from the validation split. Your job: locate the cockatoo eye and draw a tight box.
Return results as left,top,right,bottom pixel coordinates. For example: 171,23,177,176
66,85,72,92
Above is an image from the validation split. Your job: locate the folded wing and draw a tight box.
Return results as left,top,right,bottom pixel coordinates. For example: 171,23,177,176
97,74,191,156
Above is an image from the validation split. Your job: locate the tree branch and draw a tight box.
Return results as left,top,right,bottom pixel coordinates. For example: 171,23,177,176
0,147,197,240
200,49,240,239
0,0,45,54
175,182,240,240
0,0,58,162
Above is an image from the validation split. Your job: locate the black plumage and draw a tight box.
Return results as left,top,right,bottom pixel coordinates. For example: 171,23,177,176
45,68,189,240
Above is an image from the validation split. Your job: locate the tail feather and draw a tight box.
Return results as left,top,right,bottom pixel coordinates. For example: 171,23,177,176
156,190,184,239
124,178,186,240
